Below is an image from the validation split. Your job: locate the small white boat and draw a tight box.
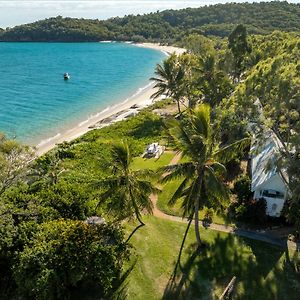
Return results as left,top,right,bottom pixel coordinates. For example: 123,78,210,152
63,72,70,80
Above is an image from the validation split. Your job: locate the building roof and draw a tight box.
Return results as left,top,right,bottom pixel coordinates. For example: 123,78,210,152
251,131,287,191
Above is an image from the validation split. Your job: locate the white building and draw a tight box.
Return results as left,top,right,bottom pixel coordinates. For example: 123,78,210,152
251,132,288,217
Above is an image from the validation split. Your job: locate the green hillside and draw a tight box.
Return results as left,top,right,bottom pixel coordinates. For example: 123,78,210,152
0,1,299,42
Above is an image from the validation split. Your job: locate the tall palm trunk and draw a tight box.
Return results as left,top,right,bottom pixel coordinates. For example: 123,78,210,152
194,198,202,248
130,189,145,226
194,173,204,248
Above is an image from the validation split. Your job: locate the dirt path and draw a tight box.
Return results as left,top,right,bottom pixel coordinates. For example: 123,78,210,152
150,152,289,248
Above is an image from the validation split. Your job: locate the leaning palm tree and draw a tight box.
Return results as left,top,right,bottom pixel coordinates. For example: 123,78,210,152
161,104,249,248
150,54,185,114
98,140,159,229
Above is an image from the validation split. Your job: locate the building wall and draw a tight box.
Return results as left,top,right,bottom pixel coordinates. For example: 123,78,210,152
253,174,286,217
263,197,285,217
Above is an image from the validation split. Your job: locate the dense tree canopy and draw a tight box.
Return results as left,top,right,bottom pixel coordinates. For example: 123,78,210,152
14,219,129,299
0,1,299,42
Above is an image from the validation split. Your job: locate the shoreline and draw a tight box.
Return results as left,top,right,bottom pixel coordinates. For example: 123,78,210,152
36,43,185,156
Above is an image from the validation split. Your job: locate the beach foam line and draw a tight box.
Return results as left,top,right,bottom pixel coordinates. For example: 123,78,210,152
37,133,61,147
119,82,154,105
77,106,111,127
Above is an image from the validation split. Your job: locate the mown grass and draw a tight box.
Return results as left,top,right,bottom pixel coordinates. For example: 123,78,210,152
157,178,230,225
125,216,300,300
131,152,174,171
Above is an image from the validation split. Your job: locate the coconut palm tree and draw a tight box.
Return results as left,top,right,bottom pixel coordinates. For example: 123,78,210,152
150,54,185,114
194,55,233,107
161,104,249,248
98,140,159,228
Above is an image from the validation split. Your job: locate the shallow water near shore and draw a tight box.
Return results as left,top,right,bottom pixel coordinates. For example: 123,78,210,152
0,42,165,145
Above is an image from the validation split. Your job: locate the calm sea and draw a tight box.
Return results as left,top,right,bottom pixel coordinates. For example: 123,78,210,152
0,42,165,144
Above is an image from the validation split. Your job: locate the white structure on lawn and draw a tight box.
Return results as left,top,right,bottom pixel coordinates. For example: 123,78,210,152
145,142,165,158
251,132,288,217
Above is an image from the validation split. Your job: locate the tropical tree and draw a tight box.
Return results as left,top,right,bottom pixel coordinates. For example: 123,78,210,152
98,140,159,228
228,24,252,81
0,133,34,196
194,55,233,107
13,219,130,299
151,53,185,114
161,104,249,248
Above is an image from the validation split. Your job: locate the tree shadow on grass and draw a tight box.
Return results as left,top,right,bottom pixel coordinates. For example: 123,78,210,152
71,260,136,300
128,116,164,140
163,233,299,300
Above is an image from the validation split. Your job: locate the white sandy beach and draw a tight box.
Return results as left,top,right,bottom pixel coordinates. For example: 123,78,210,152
36,43,185,156
134,42,186,56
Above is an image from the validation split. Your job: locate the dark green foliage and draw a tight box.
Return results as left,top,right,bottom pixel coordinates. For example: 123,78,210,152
1,2,300,42
234,198,267,226
194,54,233,107
13,219,129,300
228,24,252,79
233,174,252,203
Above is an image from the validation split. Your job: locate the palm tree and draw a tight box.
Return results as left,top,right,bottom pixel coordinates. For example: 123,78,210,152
160,104,249,248
150,54,185,114
194,55,233,107
98,140,159,228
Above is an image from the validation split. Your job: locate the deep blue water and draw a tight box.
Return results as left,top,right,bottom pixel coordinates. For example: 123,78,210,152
0,42,165,144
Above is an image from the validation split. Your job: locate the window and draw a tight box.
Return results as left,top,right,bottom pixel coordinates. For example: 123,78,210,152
271,203,278,212
262,189,284,199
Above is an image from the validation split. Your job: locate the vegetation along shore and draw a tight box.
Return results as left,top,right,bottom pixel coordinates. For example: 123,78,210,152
0,1,299,299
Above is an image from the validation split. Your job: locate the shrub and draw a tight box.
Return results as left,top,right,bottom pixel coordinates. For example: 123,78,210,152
233,174,252,203
235,204,247,219
202,207,214,227
234,198,267,226
13,219,130,300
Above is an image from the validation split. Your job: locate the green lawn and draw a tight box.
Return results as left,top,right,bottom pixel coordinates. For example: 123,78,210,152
157,178,230,225
131,152,174,171
124,216,300,300
132,152,229,225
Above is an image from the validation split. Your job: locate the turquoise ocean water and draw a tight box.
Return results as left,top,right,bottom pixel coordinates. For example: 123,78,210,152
0,42,165,144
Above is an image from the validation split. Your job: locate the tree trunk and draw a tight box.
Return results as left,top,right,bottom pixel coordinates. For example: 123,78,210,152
136,212,145,226
194,173,204,249
125,222,144,243
176,99,181,114
194,198,202,248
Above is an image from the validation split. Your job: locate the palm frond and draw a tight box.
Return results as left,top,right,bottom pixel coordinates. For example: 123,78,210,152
205,160,227,175
190,104,211,138
214,137,250,164
204,165,229,206
168,177,189,207
159,162,195,183
110,140,132,171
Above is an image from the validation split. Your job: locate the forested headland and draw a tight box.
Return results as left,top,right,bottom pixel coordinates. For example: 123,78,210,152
0,1,299,42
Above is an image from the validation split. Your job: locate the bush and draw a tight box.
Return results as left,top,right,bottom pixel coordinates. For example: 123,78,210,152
202,207,214,227
234,198,267,226
13,219,130,300
233,174,252,203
